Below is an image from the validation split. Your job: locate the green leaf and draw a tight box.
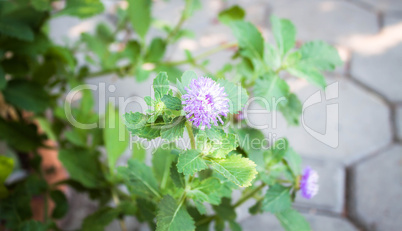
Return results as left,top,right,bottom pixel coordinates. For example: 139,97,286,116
287,65,326,88
207,133,238,159
283,147,302,177
209,154,257,187
152,147,175,187
212,198,236,221
170,164,185,188
19,220,47,231
104,103,129,170
264,138,289,165
0,119,43,152
162,95,183,111
0,19,34,41
177,70,197,95
82,207,120,231
154,72,170,100
299,41,342,71
58,0,104,18
205,127,226,140
117,159,160,199
50,190,68,219
254,74,289,111
276,209,311,231
132,141,146,162
128,0,152,39
218,5,245,25
188,177,222,205
234,127,265,155
156,195,195,231
59,149,106,188
3,79,50,113
0,67,5,90
218,79,248,113
271,15,296,57
230,21,264,59
177,149,208,176
278,93,302,126
31,0,51,11
124,112,148,130
229,220,242,231
145,37,167,62
264,43,281,71
161,117,186,141
262,184,292,213
0,156,14,198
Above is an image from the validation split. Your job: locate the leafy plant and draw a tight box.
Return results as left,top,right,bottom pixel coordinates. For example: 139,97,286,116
0,1,341,231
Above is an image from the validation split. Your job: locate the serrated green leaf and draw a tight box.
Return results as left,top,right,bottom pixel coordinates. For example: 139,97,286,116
262,184,291,213
207,133,238,158
218,80,248,113
177,149,208,176
161,117,186,141
276,209,311,231
254,74,289,111
3,79,50,113
271,15,296,57
218,5,245,25
205,127,226,140
145,37,166,62
299,41,342,71
128,0,151,39
0,19,34,41
117,159,161,199
264,43,281,71
162,95,183,111
230,21,264,59
278,93,302,126
264,138,289,165
154,72,170,101
170,164,185,188
105,103,128,170
124,112,148,131
287,64,326,88
58,0,104,18
177,70,197,95
156,195,195,231
188,177,222,205
209,155,257,187
50,190,68,219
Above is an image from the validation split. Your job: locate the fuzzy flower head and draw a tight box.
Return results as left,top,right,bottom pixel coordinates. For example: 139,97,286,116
300,166,319,199
182,77,229,130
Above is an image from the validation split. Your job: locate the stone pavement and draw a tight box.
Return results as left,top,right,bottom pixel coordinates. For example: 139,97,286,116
49,0,402,230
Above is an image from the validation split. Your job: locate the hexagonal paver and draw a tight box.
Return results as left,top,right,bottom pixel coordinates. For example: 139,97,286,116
357,0,402,13
260,75,392,164
239,212,359,231
350,144,402,231
397,105,402,141
350,16,402,102
267,0,378,47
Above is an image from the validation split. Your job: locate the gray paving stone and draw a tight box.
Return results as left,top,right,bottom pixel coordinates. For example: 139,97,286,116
350,144,402,231
357,0,402,13
238,212,358,231
397,106,402,141
350,15,402,102
248,75,392,164
267,0,378,47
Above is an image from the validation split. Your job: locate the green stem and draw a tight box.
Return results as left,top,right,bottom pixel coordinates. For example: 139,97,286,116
233,183,266,208
185,121,196,150
112,189,128,231
166,0,193,43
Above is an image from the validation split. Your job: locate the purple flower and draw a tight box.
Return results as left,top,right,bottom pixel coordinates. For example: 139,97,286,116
300,166,319,199
182,76,229,130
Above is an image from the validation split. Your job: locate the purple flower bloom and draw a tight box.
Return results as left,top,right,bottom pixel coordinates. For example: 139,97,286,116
182,76,229,130
300,166,319,199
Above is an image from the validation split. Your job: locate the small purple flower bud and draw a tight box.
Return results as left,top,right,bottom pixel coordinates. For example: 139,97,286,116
300,166,319,199
182,76,229,130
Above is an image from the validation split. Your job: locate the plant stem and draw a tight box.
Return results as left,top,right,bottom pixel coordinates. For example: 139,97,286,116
185,121,196,150
112,189,128,231
233,183,266,208
166,0,193,43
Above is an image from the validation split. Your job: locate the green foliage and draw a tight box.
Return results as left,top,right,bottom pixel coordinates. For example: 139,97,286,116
156,195,195,231
0,0,340,229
